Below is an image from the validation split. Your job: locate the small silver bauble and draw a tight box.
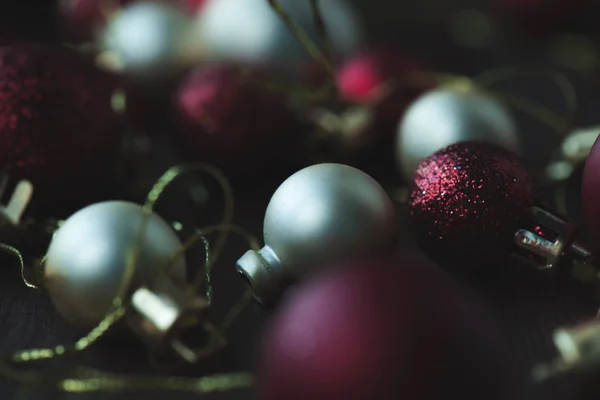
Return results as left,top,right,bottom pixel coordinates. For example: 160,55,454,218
196,0,363,70
395,88,520,182
236,163,397,306
101,2,193,77
44,201,185,329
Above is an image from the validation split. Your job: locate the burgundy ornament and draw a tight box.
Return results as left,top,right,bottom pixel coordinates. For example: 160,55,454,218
180,0,209,12
409,141,594,277
582,134,600,242
0,43,121,212
258,259,521,400
173,63,294,176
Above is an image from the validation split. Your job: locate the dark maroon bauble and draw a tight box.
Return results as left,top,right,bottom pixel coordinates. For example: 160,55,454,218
408,141,534,272
0,43,121,212
172,63,295,176
180,0,209,12
582,134,600,243
494,0,591,35
258,259,522,400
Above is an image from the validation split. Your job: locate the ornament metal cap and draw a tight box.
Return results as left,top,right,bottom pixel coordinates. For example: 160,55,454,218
510,206,596,281
127,274,209,363
533,317,600,382
236,246,290,307
0,171,33,226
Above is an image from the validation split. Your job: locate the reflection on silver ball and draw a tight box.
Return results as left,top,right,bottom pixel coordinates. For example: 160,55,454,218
236,163,397,306
197,0,363,70
395,88,520,182
102,2,192,76
44,201,185,329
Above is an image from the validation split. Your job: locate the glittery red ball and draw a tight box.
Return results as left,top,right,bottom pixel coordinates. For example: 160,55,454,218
0,43,121,210
259,259,520,400
408,141,534,272
173,63,294,176
582,134,600,243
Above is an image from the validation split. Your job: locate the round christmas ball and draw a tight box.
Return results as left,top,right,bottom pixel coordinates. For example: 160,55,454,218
196,0,363,71
236,163,397,306
101,1,194,78
408,141,534,272
336,48,424,104
44,201,186,329
0,43,121,210
582,133,600,242
396,88,520,182
173,63,294,175
258,259,521,400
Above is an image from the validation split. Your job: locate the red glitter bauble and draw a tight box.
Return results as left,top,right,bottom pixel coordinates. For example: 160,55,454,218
0,43,121,211
582,134,600,243
173,63,294,176
408,141,534,272
336,49,424,104
258,259,521,400
180,0,209,12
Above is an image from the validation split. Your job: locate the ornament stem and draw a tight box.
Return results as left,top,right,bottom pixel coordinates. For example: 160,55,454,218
533,317,600,382
236,246,289,307
512,206,595,279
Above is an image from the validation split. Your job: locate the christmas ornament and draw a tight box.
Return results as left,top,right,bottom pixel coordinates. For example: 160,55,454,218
258,259,520,400
396,88,520,182
582,134,600,242
408,141,594,276
0,43,121,211
101,1,196,78
336,49,424,104
44,201,186,330
236,163,397,306
196,0,363,70
172,63,293,175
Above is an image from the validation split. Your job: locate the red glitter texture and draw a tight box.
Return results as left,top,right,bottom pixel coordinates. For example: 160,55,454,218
259,259,520,400
582,134,600,244
408,141,534,271
0,43,121,212
173,63,294,176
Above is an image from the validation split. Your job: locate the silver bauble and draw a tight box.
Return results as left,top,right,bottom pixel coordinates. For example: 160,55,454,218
395,88,520,182
236,163,397,306
196,0,363,70
101,2,193,77
44,201,185,329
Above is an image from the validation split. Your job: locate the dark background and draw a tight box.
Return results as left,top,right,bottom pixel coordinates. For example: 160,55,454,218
1,0,600,399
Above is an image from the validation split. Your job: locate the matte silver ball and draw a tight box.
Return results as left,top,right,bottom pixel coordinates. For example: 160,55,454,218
197,0,363,70
236,163,397,306
102,2,192,77
44,201,185,329
395,88,520,182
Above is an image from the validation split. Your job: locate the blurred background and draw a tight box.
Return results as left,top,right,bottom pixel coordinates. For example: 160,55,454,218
1,0,600,399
